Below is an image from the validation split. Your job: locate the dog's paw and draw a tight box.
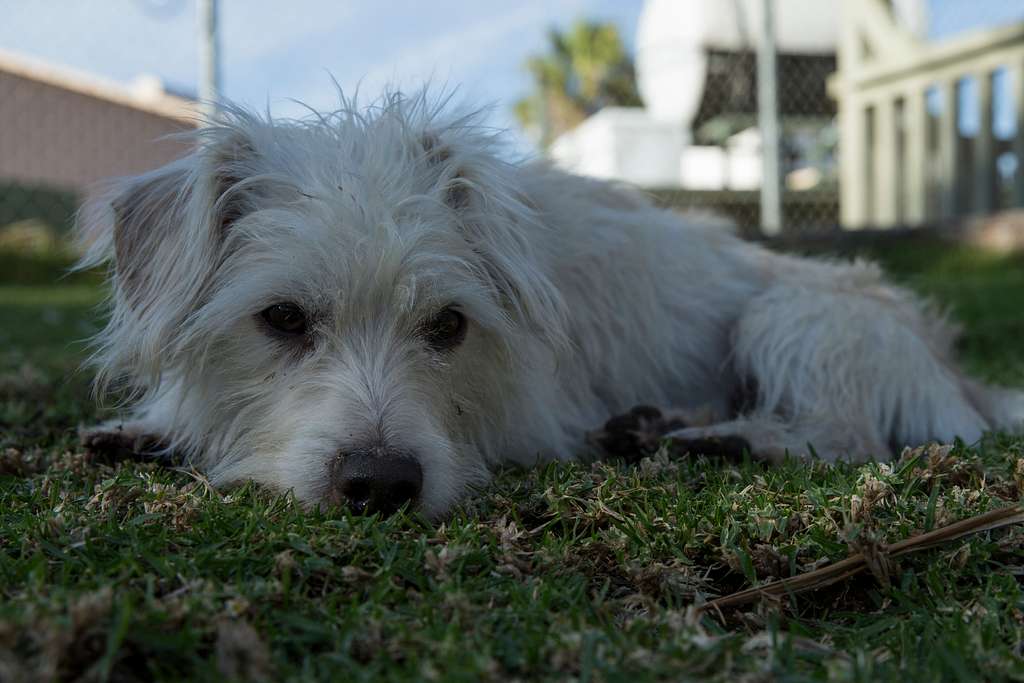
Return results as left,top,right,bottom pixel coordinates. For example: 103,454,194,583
587,405,689,463
80,422,168,464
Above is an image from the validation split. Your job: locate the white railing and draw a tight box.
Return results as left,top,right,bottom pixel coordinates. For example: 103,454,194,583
830,0,1024,228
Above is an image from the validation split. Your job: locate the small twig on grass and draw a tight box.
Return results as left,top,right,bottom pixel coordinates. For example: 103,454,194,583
700,505,1024,614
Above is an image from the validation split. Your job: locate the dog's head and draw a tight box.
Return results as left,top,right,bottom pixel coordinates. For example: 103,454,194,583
79,93,568,519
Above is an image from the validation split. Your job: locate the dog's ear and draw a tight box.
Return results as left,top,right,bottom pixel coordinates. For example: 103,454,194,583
104,129,258,311
108,164,193,304
420,132,568,349
76,125,263,387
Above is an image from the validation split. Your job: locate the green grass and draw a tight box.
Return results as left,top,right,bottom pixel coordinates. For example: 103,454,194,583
1,241,1023,682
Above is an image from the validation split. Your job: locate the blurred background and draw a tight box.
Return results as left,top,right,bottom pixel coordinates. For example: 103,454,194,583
1,0,1023,250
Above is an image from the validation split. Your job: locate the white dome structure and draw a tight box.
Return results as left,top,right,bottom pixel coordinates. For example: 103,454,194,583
634,0,927,126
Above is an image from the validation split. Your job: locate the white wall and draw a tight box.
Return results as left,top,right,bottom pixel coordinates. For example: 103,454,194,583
550,107,685,188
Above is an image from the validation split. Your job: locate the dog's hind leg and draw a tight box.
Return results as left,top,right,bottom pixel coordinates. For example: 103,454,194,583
668,281,995,463
663,413,889,463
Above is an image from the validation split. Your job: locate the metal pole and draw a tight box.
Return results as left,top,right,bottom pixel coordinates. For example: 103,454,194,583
197,0,221,120
757,0,783,235
1015,59,1024,208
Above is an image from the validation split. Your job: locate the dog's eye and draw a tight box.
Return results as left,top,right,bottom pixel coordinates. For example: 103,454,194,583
422,307,466,350
261,303,307,335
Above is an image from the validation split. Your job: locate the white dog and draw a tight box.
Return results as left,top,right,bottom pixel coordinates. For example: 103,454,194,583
78,92,1024,519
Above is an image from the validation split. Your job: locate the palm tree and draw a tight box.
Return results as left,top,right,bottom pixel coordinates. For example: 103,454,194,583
515,20,642,148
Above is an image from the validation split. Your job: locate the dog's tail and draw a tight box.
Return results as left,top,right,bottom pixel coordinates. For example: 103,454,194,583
968,382,1024,435
998,389,1024,433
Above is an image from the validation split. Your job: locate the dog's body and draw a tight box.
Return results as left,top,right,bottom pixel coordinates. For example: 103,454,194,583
79,93,1024,518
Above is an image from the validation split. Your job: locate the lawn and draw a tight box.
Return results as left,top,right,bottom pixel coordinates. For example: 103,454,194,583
1,240,1022,682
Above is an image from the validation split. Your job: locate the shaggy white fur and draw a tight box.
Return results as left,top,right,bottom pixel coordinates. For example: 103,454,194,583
77,91,1024,519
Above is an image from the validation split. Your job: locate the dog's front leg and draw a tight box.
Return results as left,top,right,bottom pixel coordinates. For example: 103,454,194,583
80,419,170,463
590,408,888,465
588,405,752,463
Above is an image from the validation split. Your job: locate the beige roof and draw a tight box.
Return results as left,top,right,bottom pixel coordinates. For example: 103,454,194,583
0,46,200,124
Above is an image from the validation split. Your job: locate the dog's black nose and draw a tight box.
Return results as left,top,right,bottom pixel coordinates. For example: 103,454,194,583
331,447,423,516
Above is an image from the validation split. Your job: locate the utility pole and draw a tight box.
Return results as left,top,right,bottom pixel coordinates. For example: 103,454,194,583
197,0,221,120
757,0,783,236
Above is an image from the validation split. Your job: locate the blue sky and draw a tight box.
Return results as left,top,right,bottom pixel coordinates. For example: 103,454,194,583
928,0,1023,39
2,1,1021,150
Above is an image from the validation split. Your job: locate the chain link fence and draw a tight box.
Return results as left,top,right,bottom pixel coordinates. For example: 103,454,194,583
640,0,1024,239
650,46,840,239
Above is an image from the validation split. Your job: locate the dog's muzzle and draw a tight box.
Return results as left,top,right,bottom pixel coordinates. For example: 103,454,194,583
329,446,423,516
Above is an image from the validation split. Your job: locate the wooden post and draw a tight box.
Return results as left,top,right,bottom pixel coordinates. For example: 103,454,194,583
874,96,899,227
973,70,995,214
840,95,870,228
904,87,928,225
937,79,960,221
